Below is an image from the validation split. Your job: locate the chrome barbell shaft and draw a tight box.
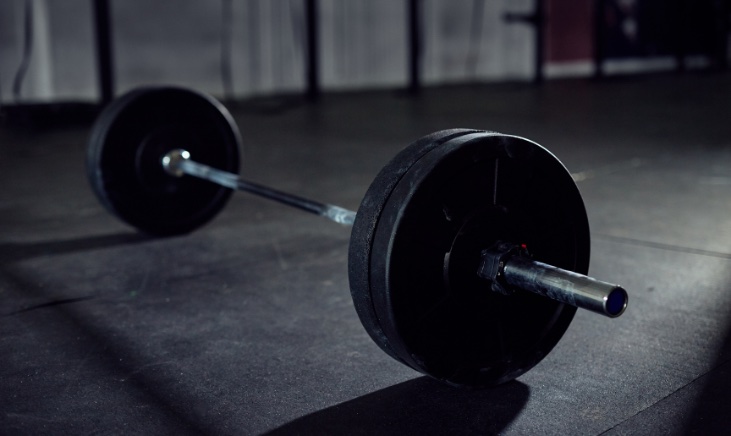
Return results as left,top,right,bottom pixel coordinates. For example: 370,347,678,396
478,243,628,318
162,149,356,225
502,257,628,318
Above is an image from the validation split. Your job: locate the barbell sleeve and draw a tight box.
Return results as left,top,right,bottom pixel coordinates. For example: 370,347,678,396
478,243,628,318
502,256,628,318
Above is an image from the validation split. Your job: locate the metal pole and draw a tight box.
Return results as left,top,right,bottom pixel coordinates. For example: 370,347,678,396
305,0,320,101
593,0,605,79
407,0,422,94
92,0,115,106
533,0,544,84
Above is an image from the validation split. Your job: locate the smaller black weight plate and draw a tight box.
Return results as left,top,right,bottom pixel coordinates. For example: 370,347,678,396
350,131,590,387
87,87,241,236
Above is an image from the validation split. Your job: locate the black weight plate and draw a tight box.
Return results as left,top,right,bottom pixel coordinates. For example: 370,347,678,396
350,131,590,387
87,87,241,236
349,129,482,363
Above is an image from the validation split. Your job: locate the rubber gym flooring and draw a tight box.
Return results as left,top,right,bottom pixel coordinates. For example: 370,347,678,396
2,73,731,435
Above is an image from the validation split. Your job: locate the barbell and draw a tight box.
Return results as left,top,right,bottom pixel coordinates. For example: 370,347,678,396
87,86,628,387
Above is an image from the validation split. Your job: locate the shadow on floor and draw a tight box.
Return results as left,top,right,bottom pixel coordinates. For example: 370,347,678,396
683,312,731,433
2,258,529,434
0,232,155,315
0,232,154,265
0,266,216,435
265,377,530,435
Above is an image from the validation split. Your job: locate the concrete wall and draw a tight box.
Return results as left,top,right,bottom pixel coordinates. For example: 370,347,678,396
0,0,536,103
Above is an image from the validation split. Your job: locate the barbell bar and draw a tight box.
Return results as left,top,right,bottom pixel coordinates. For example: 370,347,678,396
161,149,357,225
87,86,628,387
160,148,626,319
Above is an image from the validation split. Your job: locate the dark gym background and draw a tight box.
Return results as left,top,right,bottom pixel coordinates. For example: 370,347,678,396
1,0,730,434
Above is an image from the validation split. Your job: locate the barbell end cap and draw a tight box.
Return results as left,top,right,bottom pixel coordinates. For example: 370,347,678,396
604,285,628,318
161,149,191,177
